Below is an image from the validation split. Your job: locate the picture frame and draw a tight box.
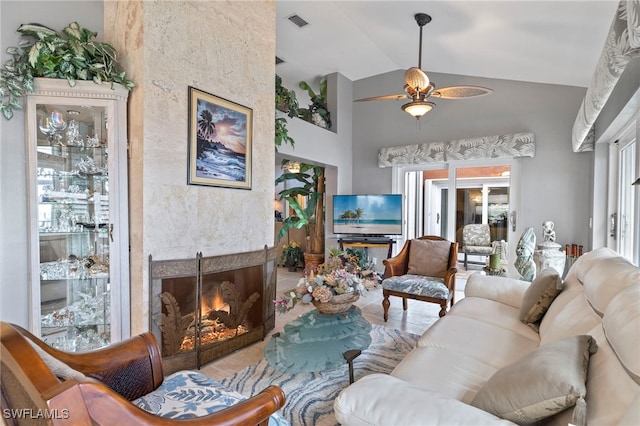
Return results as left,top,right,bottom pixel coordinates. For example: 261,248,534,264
188,86,253,189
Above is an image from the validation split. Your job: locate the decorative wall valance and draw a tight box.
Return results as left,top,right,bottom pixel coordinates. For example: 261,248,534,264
572,0,640,152
377,132,535,168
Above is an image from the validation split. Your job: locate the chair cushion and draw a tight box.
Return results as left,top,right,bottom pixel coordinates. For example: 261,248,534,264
519,268,563,325
134,371,289,425
463,246,493,255
407,239,451,278
470,335,597,425
382,274,449,299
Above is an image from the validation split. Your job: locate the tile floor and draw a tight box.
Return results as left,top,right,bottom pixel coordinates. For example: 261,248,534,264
201,263,480,380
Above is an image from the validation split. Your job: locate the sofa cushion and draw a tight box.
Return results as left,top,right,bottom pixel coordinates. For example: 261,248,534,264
407,239,451,278
417,315,539,369
470,335,597,425
382,274,448,299
578,249,640,316
391,346,498,402
602,285,640,385
465,274,531,309
335,374,515,426
448,297,540,341
134,371,289,425
539,291,602,345
519,268,563,325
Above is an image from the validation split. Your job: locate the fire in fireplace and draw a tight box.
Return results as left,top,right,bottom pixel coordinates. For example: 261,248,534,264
149,246,277,373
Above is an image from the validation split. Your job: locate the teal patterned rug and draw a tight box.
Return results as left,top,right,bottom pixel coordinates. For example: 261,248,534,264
221,325,420,426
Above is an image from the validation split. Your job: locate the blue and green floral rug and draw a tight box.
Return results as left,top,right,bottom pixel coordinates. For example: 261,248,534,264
221,325,420,426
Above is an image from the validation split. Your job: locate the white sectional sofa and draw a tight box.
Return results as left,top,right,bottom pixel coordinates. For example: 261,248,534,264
335,247,640,425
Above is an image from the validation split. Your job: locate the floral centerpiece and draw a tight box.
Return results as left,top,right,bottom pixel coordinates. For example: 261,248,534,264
275,248,381,314
279,241,303,271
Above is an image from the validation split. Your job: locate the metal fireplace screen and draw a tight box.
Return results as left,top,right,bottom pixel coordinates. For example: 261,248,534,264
149,246,277,374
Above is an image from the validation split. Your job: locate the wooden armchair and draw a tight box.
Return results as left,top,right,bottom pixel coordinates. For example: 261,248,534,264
382,236,458,319
0,322,286,425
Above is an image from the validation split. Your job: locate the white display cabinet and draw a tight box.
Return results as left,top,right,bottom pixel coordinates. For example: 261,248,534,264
26,78,130,351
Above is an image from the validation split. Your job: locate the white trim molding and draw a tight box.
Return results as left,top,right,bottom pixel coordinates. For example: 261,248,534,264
378,132,535,168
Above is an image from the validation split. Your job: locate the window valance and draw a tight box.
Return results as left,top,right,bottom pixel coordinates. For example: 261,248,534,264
377,132,535,168
572,0,640,152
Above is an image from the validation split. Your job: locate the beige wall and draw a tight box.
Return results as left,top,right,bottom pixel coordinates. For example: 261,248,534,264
104,0,276,335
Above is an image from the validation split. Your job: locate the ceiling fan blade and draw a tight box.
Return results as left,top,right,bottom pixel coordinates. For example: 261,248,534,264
354,94,408,102
430,85,493,99
404,67,430,91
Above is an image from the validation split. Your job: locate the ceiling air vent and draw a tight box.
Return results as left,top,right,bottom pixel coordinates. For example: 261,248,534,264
276,56,284,65
287,14,309,28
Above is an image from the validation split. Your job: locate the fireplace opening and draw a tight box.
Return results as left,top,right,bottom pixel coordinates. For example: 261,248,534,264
149,247,277,373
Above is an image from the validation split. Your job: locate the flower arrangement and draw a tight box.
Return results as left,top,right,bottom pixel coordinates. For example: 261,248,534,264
279,241,303,269
274,248,381,313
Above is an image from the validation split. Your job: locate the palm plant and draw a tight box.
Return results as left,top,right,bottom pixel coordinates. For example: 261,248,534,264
1,22,135,120
198,109,216,140
275,162,325,255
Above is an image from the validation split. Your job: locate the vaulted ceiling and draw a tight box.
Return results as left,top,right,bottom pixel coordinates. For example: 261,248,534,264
275,1,619,88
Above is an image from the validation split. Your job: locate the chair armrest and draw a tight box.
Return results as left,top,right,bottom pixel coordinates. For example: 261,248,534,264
444,267,458,291
47,379,286,426
15,324,163,400
383,240,411,278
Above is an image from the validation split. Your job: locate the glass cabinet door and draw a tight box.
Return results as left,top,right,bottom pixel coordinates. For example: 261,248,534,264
26,79,130,351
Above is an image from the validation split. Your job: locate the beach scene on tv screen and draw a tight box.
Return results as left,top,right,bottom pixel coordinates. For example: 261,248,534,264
334,195,402,235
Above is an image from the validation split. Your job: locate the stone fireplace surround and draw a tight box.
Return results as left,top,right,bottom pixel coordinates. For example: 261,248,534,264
149,246,277,374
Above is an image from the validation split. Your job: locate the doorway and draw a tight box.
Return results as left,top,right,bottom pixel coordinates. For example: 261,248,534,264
397,160,520,271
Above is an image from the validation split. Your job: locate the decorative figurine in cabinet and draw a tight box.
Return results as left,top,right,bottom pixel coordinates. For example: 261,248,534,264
26,78,130,351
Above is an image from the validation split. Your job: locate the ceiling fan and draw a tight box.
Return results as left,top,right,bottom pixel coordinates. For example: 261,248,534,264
354,13,493,119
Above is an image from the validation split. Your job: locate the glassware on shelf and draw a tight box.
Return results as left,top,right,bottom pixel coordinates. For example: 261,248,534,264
66,119,83,146
38,115,56,144
38,110,67,145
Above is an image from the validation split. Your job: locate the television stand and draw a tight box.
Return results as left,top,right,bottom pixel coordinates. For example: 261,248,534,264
338,237,395,259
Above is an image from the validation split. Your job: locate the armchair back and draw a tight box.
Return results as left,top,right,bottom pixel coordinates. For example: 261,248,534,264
383,236,458,279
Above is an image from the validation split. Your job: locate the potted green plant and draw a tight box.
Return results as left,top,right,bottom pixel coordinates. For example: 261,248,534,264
275,161,325,268
0,22,135,120
279,240,304,271
298,77,332,130
274,75,298,152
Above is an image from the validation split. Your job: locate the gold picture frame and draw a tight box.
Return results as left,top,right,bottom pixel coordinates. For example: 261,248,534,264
188,86,253,189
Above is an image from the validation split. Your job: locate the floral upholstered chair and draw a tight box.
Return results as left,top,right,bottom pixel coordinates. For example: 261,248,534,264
462,223,492,270
381,236,458,319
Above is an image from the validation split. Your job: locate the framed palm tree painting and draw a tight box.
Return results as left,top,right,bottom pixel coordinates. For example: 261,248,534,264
187,86,253,189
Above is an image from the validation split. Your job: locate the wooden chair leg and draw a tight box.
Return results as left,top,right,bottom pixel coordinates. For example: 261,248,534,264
402,297,408,311
382,294,390,322
438,301,447,317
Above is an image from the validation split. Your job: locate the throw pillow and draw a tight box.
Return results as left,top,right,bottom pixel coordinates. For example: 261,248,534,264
470,335,597,426
519,268,563,324
407,239,451,278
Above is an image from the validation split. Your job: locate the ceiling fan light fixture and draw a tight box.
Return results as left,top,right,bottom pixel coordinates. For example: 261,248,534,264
402,100,435,119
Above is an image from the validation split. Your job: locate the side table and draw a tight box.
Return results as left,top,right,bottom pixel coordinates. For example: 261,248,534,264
264,306,371,373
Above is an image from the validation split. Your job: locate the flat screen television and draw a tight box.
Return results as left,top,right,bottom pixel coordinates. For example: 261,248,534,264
333,194,403,236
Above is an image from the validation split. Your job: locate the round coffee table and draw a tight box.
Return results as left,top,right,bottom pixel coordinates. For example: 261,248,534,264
264,306,371,373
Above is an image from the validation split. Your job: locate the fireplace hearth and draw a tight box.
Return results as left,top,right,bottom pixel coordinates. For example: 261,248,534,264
149,246,277,374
